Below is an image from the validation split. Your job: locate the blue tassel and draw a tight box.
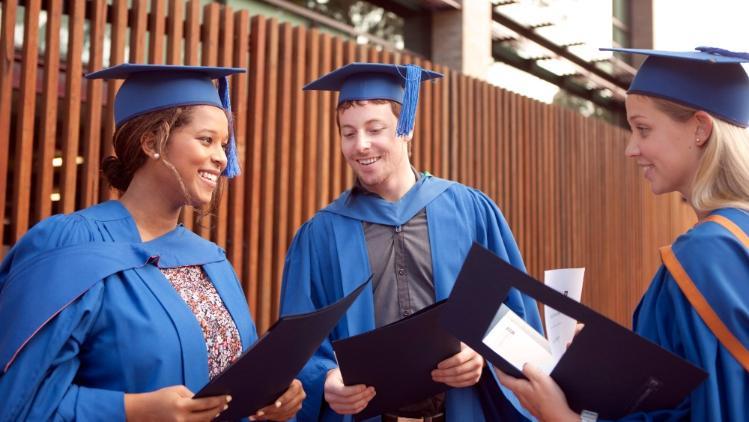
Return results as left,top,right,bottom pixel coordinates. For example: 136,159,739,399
696,46,749,60
396,64,422,137
218,76,241,178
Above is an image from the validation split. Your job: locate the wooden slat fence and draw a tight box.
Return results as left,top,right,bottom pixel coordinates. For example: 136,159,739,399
0,0,694,333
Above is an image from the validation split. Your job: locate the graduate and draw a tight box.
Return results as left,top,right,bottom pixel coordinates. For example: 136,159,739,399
497,47,749,421
280,63,543,422
0,64,304,421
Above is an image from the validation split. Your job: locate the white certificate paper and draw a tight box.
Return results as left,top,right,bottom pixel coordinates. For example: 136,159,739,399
482,304,555,374
544,268,585,362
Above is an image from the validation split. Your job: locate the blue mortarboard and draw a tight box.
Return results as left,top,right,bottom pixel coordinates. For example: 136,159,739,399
601,46,749,127
303,63,443,136
86,63,245,177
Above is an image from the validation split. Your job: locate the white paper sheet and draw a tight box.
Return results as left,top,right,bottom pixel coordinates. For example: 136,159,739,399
543,268,585,363
482,304,555,374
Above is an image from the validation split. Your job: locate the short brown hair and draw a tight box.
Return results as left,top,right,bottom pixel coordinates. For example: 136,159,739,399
337,99,401,118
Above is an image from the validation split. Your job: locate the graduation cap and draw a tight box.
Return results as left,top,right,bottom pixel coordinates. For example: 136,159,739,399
86,63,245,177
303,62,443,137
601,46,749,127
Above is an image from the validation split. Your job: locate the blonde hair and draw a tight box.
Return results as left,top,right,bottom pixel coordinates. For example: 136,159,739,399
651,97,749,212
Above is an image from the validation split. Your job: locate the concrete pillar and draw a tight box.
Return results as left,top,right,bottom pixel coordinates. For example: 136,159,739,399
430,1,492,79
630,0,653,67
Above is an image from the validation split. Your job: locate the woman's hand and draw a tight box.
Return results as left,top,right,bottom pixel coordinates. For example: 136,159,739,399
495,363,579,422
431,342,484,388
124,385,230,422
566,323,585,349
250,379,306,421
323,367,376,415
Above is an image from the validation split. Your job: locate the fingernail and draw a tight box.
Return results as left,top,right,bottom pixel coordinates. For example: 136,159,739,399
249,417,256,421
257,410,265,417
275,400,282,408
223,404,229,411
226,395,233,403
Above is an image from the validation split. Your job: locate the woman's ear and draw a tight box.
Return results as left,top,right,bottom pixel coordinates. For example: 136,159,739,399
140,133,160,159
694,111,713,146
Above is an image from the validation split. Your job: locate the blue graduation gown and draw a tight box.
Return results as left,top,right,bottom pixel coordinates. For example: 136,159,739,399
280,175,543,422
0,200,257,421
626,208,749,420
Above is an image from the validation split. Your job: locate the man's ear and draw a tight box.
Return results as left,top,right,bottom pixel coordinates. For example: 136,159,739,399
398,130,414,142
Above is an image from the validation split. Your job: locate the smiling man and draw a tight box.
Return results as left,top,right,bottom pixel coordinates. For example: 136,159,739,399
279,63,542,422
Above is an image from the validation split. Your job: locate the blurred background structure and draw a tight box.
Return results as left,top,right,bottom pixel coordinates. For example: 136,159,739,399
0,0,703,332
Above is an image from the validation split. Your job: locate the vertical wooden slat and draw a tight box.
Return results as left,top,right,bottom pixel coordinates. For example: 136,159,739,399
184,0,200,66
272,22,294,321
317,33,332,207
244,15,267,321
501,89,511,215
228,9,249,279
60,0,84,214
302,28,320,221
488,82,497,202
100,0,127,201
329,36,344,197
180,0,200,230
288,26,306,243
457,72,464,181
480,81,489,192
80,0,106,209
437,65,449,178
421,59,433,174
11,0,41,241
130,0,148,63
257,18,279,333
36,0,61,221
194,3,219,240
166,0,184,65
149,0,166,64
467,78,476,187
341,40,356,187
0,0,16,249
214,4,234,250
507,92,517,230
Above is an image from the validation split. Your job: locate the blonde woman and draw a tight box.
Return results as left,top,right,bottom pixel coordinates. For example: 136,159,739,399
498,47,749,421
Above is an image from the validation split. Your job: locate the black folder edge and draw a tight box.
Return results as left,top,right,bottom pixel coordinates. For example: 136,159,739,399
441,243,708,419
332,300,461,421
194,275,372,420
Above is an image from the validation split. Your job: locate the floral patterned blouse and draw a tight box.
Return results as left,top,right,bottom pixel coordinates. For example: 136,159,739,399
160,265,242,379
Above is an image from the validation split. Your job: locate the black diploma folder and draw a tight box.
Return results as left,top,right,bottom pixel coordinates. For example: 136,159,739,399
332,300,461,421
441,244,707,419
195,277,371,420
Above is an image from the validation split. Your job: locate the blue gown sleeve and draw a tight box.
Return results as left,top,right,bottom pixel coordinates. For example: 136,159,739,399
280,222,338,422
0,283,125,421
622,256,748,421
468,188,543,332
0,215,125,421
466,189,543,421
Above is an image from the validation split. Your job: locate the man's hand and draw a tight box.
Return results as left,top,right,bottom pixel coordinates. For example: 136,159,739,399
323,367,376,415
